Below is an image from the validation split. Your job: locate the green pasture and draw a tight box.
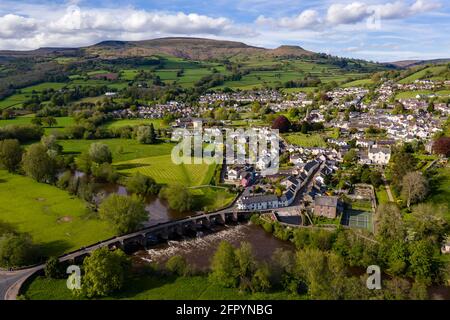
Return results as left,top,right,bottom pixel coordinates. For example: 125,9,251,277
0,170,113,257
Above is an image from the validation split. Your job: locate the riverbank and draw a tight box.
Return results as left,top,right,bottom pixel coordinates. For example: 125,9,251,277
22,274,305,300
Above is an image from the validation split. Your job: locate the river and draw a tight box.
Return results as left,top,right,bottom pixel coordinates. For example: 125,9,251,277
133,223,294,271
94,180,449,299
96,183,195,226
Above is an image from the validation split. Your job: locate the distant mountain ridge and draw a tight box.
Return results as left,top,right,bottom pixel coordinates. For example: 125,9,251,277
0,37,314,61
388,58,450,68
85,37,315,60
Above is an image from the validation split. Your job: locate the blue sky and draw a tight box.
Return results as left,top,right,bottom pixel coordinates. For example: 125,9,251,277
0,0,448,62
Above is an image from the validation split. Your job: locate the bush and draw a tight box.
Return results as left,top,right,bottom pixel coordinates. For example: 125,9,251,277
165,255,189,276
0,233,37,268
126,172,160,196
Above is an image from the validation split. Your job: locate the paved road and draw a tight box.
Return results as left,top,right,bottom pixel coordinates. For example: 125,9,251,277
383,179,395,202
0,268,41,300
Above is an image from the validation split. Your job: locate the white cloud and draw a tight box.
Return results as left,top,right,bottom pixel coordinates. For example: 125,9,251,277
0,5,245,49
0,14,37,38
256,9,321,30
326,2,372,25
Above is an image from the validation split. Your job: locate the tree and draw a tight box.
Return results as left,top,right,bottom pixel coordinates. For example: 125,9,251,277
165,255,189,276
44,256,62,279
42,116,57,127
390,151,417,191
432,136,450,157
271,115,291,133
251,263,271,293
41,135,61,153
88,142,112,164
235,242,257,290
159,185,193,212
30,117,42,126
81,248,130,298
99,194,148,234
75,151,92,173
370,170,383,188
343,149,358,164
408,239,436,283
294,248,334,299
375,203,405,243
135,125,157,144
0,139,22,172
409,203,448,243
209,241,239,288
126,172,160,196
22,143,56,182
401,172,428,208
0,233,36,268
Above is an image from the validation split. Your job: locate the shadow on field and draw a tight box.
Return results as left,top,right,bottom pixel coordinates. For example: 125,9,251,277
40,240,73,258
114,163,149,170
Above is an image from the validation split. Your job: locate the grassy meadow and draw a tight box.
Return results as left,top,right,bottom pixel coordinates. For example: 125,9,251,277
23,274,302,300
282,132,326,147
0,170,113,257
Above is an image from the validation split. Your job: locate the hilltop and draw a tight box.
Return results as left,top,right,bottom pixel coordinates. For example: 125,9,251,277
85,37,314,60
0,37,314,61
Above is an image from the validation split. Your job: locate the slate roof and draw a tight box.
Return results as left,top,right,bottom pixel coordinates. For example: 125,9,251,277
314,196,339,207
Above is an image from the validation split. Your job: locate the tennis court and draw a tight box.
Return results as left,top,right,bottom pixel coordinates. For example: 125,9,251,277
341,210,373,232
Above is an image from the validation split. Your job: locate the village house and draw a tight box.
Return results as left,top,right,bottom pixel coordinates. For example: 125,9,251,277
368,147,391,165
313,196,341,219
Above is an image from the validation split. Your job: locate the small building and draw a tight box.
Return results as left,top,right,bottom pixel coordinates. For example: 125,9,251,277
314,196,341,219
368,147,391,165
442,240,450,254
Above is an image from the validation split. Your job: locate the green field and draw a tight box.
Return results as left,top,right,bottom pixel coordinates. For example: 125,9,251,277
0,170,113,257
115,155,215,187
394,90,450,100
0,116,75,134
399,66,449,84
342,78,373,87
59,139,174,162
106,119,168,129
375,186,391,204
428,166,450,222
283,133,326,147
0,83,69,109
59,139,217,187
190,186,236,211
22,274,303,300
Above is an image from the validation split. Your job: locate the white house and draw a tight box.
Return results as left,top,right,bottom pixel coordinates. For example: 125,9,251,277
368,147,391,165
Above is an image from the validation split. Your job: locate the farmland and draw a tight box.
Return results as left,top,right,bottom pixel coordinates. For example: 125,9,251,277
23,274,302,300
282,133,327,147
59,139,174,162
399,65,450,84
0,170,113,257
115,155,216,187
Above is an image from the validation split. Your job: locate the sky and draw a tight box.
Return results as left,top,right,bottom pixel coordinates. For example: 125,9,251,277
0,0,448,62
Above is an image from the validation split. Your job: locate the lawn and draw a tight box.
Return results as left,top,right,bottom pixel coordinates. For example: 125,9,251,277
399,66,448,84
0,83,68,109
22,274,303,300
106,119,168,129
342,78,373,87
190,186,236,211
59,139,174,162
427,165,450,222
0,116,75,134
375,186,390,204
115,155,215,187
59,139,214,187
283,133,326,147
0,170,113,257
